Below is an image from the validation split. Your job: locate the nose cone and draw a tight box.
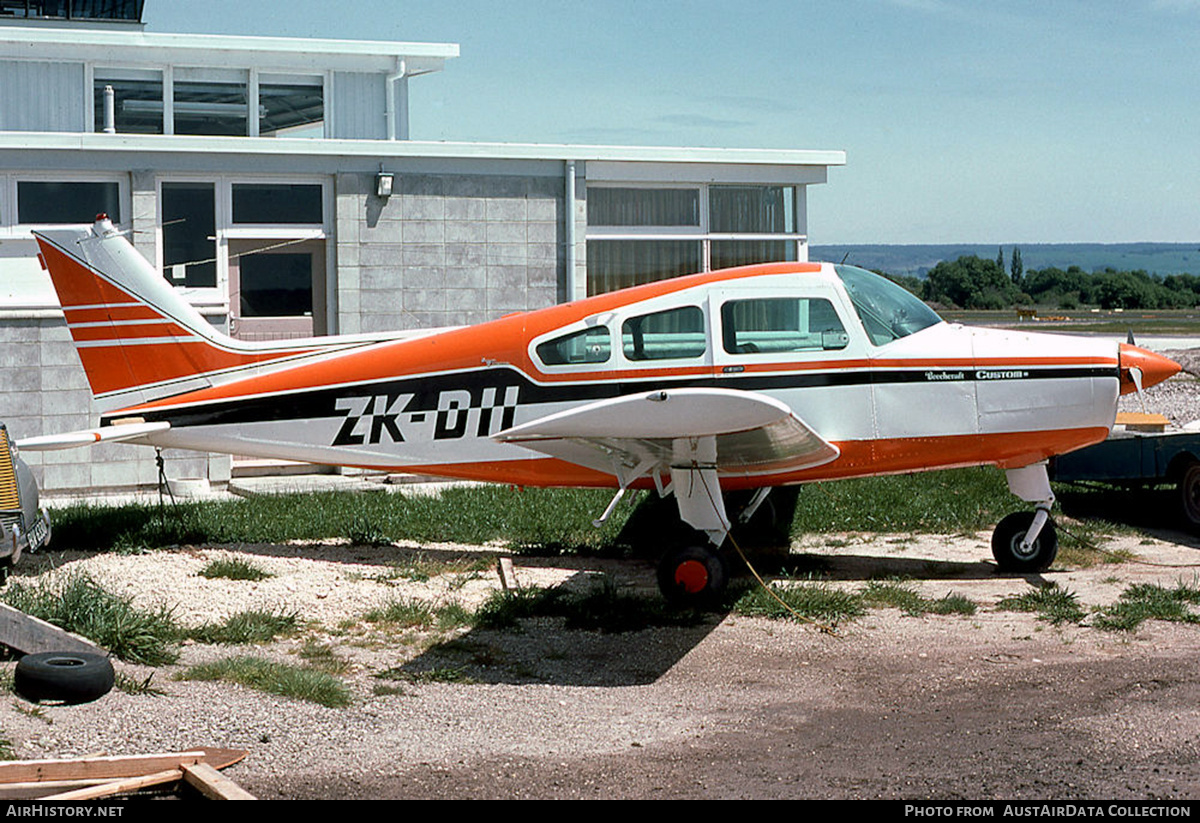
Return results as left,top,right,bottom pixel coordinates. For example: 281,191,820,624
1119,343,1182,395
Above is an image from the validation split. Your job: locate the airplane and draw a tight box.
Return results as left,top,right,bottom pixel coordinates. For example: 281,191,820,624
21,215,1181,604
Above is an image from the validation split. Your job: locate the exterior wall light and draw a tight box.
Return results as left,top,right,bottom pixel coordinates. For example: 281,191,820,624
375,171,394,198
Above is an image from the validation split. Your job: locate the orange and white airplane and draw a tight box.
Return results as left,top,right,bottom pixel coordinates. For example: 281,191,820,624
23,216,1180,603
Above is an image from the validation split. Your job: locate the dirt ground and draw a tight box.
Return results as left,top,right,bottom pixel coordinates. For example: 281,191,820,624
5,510,1200,801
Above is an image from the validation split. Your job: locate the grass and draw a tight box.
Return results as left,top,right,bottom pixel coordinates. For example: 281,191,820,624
1093,581,1200,632
861,580,977,617
375,665,475,685
733,581,867,626
997,583,1087,625
184,609,300,644
198,557,273,582
0,572,179,665
0,733,13,761
179,656,351,708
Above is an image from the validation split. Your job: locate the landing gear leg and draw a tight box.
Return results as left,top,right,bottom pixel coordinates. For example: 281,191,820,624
992,463,1059,573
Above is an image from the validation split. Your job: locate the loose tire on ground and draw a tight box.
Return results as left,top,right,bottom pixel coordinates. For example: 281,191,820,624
14,652,115,704
657,544,728,607
991,511,1058,573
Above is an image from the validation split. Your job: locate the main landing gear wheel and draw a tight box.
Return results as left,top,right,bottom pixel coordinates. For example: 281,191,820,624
991,511,1058,573
1178,461,1200,533
657,544,728,607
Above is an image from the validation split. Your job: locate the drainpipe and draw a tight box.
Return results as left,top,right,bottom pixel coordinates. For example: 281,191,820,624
385,59,407,140
564,160,577,303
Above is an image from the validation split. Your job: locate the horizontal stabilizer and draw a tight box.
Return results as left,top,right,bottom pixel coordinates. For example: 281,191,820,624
494,387,839,479
16,421,170,451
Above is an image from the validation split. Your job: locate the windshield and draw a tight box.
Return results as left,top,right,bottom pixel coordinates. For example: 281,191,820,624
834,265,942,346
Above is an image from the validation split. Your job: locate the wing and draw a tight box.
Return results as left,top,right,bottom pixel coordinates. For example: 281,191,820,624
15,421,170,451
493,387,838,481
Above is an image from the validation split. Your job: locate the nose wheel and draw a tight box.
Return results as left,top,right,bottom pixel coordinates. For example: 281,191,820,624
991,510,1058,572
657,543,728,607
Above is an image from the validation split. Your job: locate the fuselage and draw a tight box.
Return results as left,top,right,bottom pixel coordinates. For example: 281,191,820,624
106,262,1134,490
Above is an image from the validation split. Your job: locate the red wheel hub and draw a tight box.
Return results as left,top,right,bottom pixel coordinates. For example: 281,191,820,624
674,559,709,594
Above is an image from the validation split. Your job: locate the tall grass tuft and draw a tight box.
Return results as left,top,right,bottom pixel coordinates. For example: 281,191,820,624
180,656,351,708
997,582,1086,625
0,572,179,665
1093,581,1200,632
185,609,299,644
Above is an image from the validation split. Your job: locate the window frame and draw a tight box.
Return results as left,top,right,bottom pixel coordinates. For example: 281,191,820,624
0,172,130,236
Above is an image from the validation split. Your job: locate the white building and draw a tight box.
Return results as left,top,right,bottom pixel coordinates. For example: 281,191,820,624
0,1,845,493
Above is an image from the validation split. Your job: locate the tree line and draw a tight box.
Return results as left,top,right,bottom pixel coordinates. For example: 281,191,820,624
885,248,1200,311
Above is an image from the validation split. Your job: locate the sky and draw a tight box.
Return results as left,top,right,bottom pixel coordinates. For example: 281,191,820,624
146,1,1200,246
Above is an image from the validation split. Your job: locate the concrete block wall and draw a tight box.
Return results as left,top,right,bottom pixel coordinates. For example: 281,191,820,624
336,172,568,334
0,314,229,495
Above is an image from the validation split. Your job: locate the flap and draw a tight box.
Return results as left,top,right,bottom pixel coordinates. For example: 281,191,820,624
494,388,839,479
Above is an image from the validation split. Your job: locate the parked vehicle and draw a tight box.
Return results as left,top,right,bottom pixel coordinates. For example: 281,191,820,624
0,423,51,579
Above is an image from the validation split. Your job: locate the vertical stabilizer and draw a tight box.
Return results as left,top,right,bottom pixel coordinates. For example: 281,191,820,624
35,216,317,408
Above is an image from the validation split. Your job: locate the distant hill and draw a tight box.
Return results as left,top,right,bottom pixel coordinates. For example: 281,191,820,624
810,243,1200,279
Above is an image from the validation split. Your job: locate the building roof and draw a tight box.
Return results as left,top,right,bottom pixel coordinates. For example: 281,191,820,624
0,25,459,74
0,132,845,171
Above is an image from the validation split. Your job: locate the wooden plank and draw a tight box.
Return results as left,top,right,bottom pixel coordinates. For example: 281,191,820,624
0,748,246,784
43,769,182,800
497,556,518,591
0,778,113,800
182,763,256,800
0,603,102,655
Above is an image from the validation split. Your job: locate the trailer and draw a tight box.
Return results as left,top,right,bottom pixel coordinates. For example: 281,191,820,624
1050,413,1200,532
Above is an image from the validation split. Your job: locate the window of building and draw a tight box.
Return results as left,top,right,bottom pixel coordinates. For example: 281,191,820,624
173,71,248,137
259,75,325,138
91,67,324,138
16,181,121,224
720,297,848,354
237,252,312,318
161,182,216,288
93,69,163,135
231,183,323,225
587,184,805,295
535,326,611,366
621,306,706,362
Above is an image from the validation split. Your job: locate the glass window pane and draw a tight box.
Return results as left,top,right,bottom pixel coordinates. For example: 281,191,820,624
721,298,848,354
588,188,700,227
834,264,942,345
17,181,121,224
94,71,163,134
536,326,610,366
709,186,795,233
711,239,797,270
174,80,247,136
232,183,323,224
622,306,706,361
259,81,324,137
587,240,701,296
238,253,312,317
161,182,216,288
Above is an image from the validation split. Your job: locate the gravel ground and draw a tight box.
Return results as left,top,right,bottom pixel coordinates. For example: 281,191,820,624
2,353,1200,800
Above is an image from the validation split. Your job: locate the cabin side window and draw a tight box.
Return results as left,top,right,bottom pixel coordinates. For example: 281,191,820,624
621,306,706,361
536,326,611,366
720,297,849,354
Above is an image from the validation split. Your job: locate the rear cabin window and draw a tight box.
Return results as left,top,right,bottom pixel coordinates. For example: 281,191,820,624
536,326,611,366
621,306,706,361
721,297,849,354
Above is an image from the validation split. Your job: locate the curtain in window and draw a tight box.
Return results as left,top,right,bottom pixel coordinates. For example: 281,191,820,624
709,186,795,233
587,240,702,296
588,188,700,227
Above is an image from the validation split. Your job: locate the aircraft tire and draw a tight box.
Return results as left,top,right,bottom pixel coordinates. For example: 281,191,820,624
1178,461,1200,534
991,511,1058,573
657,544,727,607
15,652,115,704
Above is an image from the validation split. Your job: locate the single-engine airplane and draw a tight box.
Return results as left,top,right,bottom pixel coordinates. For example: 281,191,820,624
23,216,1180,603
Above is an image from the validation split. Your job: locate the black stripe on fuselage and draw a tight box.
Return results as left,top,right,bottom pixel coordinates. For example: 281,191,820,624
103,364,1120,430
